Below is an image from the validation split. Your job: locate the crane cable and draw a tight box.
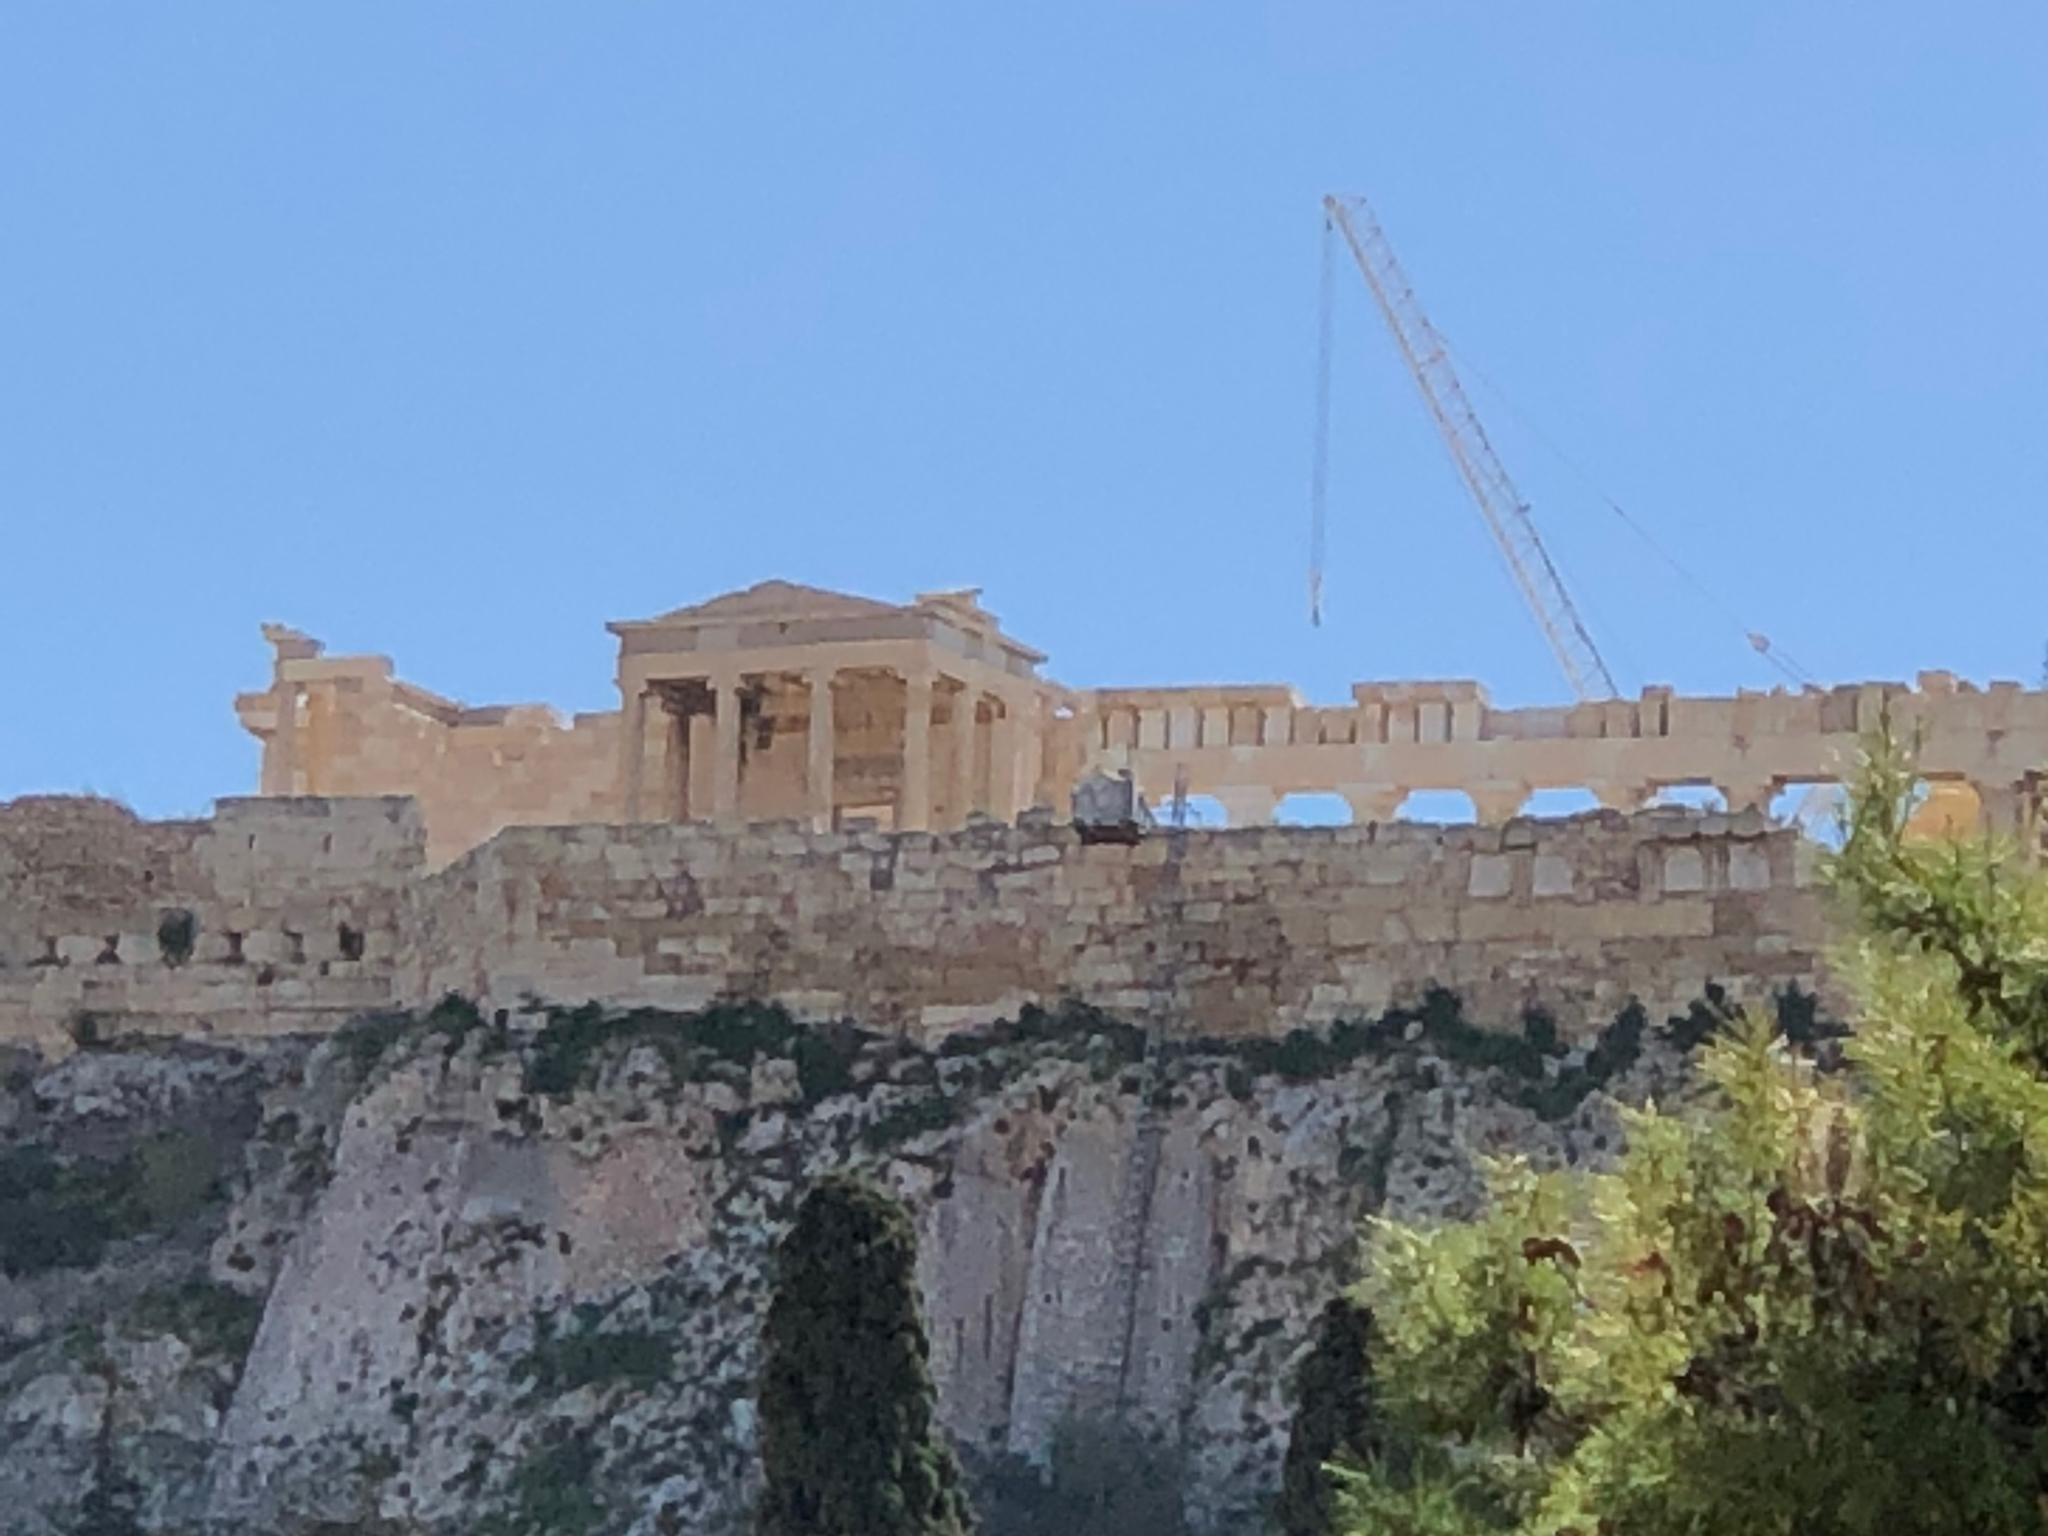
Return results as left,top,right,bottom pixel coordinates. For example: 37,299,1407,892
1306,228,1817,691
1308,214,1336,627
1433,334,1817,690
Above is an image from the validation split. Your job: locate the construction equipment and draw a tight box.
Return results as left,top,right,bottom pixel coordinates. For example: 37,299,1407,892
1311,193,1620,703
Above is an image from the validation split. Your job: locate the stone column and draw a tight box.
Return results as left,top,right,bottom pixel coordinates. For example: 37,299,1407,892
807,668,836,834
948,686,979,827
711,674,743,828
1471,783,1531,825
686,711,714,822
622,686,648,822
898,669,934,832
1213,785,1278,828
664,702,689,820
1338,784,1406,825
988,695,1022,820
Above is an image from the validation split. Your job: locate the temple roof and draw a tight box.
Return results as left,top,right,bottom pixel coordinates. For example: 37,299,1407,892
641,580,901,627
609,579,1047,673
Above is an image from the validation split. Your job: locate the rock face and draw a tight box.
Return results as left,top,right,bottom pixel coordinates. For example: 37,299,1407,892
0,992,1735,1534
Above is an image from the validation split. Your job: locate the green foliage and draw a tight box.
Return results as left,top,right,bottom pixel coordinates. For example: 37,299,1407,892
860,1092,961,1151
1278,1297,1382,1536
155,908,196,967
1337,726,2048,1536
480,1427,607,1536
333,993,500,1080
129,1277,263,1362
792,1025,860,1103
513,1310,673,1395
524,999,818,1100
1191,988,1695,1123
756,1173,973,1536
75,1425,144,1536
971,1417,1188,1536
127,1127,222,1228
0,1129,223,1277
935,1000,1148,1068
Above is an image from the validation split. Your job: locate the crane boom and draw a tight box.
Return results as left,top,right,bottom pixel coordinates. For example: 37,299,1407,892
1321,192,1619,702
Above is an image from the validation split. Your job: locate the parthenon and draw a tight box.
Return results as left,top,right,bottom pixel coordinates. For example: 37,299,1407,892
235,579,2048,866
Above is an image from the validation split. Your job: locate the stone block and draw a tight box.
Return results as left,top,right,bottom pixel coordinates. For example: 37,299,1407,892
1661,846,1707,893
1727,844,1772,892
1468,854,1514,899
1532,853,1575,898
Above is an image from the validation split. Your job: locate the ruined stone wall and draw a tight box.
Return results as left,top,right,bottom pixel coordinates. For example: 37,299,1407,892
0,795,423,1053
1084,670,2048,831
0,794,1834,1054
238,654,623,865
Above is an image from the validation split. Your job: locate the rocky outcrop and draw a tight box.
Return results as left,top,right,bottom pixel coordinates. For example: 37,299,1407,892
0,990,1749,1534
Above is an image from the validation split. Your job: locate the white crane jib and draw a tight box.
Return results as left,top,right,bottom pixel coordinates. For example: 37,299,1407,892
1316,192,1620,704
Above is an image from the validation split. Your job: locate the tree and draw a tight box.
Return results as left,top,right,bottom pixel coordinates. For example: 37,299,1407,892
972,1415,1188,1536
1277,1296,1382,1536
756,1173,973,1536
1337,728,2048,1535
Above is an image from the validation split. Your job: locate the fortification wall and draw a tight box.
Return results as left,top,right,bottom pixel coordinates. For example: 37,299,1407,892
0,795,423,1052
0,793,1834,1052
412,807,1828,1037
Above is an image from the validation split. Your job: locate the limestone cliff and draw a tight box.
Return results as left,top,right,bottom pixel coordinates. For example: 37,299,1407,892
0,991,1763,1535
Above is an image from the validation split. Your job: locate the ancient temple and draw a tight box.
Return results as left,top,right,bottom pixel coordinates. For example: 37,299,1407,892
237,579,2048,867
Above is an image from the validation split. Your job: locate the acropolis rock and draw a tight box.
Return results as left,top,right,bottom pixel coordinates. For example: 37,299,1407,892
0,578,2040,1534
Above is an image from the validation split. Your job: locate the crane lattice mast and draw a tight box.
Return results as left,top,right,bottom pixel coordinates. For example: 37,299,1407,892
1317,192,1620,703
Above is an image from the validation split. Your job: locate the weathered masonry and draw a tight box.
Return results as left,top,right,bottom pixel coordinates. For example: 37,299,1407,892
0,791,1827,1056
235,580,2048,868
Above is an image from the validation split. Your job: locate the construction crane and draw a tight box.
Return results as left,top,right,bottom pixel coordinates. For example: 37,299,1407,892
1311,192,1621,703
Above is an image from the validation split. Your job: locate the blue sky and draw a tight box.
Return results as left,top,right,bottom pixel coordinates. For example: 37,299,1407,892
5,6,2046,817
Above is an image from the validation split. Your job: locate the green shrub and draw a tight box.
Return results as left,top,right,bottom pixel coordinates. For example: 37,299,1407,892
523,999,804,1100
155,908,196,967
129,1278,263,1363
972,1415,1188,1536
0,1130,224,1277
126,1128,220,1229
0,1148,113,1274
513,1321,672,1395
792,1026,860,1105
481,1428,606,1536
333,994,499,1081
1337,731,2048,1536
860,1093,960,1151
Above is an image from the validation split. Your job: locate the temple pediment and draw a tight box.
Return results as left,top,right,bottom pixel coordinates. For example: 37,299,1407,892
639,580,901,628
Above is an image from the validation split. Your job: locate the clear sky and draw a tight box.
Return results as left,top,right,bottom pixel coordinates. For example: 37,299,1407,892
5,6,2046,818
